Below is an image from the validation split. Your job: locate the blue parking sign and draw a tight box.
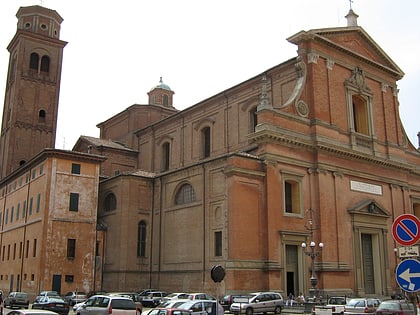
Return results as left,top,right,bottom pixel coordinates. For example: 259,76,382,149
396,259,420,292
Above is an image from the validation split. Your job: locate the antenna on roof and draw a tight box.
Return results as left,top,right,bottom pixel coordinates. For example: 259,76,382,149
349,0,353,10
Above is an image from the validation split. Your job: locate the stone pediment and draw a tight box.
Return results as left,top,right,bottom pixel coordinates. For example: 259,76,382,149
287,26,404,80
348,198,391,217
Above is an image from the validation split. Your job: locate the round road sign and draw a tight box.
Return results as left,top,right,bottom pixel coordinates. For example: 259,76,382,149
392,214,420,246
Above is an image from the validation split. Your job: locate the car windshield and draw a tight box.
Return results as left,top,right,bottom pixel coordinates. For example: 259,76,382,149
348,300,366,307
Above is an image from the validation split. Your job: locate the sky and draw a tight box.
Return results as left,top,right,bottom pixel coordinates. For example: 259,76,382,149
0,0,419,150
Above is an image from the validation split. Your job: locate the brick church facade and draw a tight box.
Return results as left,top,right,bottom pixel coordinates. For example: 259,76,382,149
1,5,420,299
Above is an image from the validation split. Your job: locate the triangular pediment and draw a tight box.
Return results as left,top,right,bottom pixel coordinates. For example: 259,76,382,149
348,199,391,217
288,26,404,80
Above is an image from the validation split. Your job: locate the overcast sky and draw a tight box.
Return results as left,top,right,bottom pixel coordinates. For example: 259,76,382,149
0,0,419,150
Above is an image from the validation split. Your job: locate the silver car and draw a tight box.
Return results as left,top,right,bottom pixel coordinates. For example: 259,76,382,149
344,298,381,315
229,292,284,315
175,299,224,315
76,295,139,315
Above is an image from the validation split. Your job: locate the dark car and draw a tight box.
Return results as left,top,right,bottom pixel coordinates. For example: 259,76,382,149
34,292,61,303
375,300,415,315
32,296,70,315
220,295,251,311
139,291,170,307
4,291,30,309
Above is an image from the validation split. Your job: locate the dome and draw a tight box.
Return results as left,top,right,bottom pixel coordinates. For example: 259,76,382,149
151,77,171,91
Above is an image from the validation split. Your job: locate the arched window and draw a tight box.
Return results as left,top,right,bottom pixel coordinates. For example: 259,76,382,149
201,127,211,158
137,221,146,257
39,110,46,123
162,142,170,171
104,193,116,212
175,183,196,205
30,53,39,70
40,55,50,73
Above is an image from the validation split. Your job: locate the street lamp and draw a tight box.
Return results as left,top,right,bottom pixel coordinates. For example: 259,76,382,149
302,240,324,298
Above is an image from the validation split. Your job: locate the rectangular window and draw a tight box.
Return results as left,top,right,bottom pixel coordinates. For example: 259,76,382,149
162,143,170,171
16,204,20,220
284,178,302,214
19,242,22,259
29,197,33,215
33,239,37,257
23,200,26,218
39,164,44,175
215,231,222,257
67,239,76,258
71,163,81,174
69,193,79,212
36,193,41,213
202,127,211,158
13,243,16,260
5,208,8,224
26,240,29,258
10,206,14,222
32,169,36,179
7,245,10,260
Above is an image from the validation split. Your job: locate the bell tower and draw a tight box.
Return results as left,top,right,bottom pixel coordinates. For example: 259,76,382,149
0,5,67,178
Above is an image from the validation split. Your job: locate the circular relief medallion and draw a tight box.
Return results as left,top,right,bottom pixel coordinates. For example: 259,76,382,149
296,100,309,117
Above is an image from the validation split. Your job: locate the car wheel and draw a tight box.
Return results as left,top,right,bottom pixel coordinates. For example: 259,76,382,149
274,306,282,314
246,308,254,315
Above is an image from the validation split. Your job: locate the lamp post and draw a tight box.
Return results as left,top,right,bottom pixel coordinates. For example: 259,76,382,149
302,208,323,299
301,241,324,298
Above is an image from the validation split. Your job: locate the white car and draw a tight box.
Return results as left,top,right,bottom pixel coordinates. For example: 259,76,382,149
174,299,224,315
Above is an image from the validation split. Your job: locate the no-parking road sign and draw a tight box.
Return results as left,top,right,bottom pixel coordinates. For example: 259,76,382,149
392,214,420,246
396,259,420,292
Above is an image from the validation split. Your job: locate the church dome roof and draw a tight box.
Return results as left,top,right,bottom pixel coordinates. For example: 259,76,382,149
151,77,171,91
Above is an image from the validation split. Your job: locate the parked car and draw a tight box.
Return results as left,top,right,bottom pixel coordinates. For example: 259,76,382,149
161,293,190,302
4,291,30,309
229,292,284,315
34,292,61,303
76,295,140,315
7,310,61,315
63,292,87,306
31,296,70,315
153,299,191,311
220,295,251,311
174,300,224,315
375,300,415,315
138,291,170,307
344,298,381,315
187,294,216,301
108,292,142,303
142,308,191,315
73,301,87,312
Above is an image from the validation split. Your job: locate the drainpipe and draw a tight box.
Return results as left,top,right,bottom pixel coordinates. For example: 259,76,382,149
223,93,230,154
202,163,206,290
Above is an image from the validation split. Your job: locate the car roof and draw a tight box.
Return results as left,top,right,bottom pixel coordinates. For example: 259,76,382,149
91,295,132,300
13,311,59,315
